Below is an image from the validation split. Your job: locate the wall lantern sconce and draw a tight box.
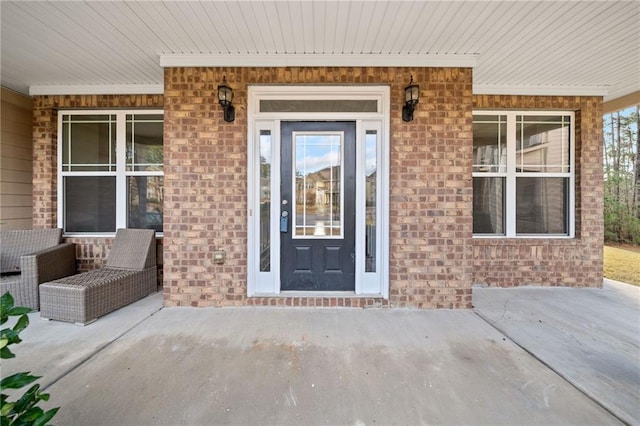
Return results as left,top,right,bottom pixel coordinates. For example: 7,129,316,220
217,75,235,122
402,75,420,122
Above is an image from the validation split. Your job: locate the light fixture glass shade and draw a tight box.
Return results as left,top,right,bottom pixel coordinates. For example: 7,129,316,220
402,75,419,122
404,77,419,105
217,77,233,106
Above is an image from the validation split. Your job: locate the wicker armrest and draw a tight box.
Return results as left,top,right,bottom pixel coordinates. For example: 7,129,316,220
20,243,77,285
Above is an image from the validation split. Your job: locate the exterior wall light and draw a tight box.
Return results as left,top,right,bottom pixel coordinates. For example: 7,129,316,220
402,75,420,122
217,75,235,122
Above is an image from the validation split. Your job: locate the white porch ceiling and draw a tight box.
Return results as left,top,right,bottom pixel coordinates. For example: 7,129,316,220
1,1,638,101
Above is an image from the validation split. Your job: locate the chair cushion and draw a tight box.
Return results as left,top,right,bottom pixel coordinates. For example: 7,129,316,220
105,229,156,270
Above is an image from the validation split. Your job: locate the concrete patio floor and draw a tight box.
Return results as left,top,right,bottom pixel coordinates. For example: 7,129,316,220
3,280,638,425
473,279,640,425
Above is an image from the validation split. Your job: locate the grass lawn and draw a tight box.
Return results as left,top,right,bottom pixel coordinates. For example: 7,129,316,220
603,245,640,286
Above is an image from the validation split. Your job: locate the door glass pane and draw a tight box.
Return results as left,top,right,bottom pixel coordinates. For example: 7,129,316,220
64,176,116,232
365,130,377,272
127,176,164,232
259,130,271,271
293,132,343,238
516,177,568,234
516,115,571,173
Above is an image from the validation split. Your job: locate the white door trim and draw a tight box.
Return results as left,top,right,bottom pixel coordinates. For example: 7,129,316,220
247,85,390,298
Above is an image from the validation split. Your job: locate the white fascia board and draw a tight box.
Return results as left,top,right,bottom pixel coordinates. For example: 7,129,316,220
603,83,640,102
473,84,609,97
29,84,164,96
160,53,478,68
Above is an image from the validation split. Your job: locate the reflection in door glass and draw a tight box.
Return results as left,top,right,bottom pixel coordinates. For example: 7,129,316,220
260,130,271,271
365,131,377,272
294,133,343,237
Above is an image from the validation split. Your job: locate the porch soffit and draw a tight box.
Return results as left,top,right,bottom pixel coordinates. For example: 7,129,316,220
2,1,638,102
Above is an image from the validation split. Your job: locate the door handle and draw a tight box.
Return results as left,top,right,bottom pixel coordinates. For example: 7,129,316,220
280,211,289,233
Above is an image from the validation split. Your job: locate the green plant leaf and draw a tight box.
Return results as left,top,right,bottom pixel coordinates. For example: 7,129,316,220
13,384,41,418
0,373,40,390
0,346,15,359
0,293,58,426
8,307,32,316
12,315,29,333
32,407,59,426
2,328,23,345
16,406,45,425
0,292,14,311
1,401,15,416
0,292,13,325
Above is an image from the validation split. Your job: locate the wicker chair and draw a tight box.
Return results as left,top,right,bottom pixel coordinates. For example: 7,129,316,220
39,229,157,325
0,229,76,310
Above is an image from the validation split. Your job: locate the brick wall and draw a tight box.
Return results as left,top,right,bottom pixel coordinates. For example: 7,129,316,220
163,67,474,308
32,95,164,281
31,81,603,308
389,68,473,308
471,95,604,287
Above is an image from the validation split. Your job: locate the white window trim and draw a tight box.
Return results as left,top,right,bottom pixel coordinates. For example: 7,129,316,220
57,109,164,237
247,86,390,298
473,110,575,239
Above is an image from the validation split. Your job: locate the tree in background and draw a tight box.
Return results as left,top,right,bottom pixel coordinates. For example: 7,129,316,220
603,105,639,244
